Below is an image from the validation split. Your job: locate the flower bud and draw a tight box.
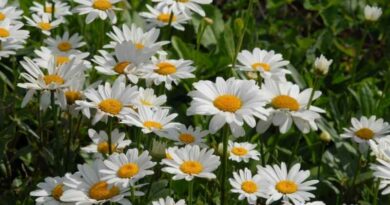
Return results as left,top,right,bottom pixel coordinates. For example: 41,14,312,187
364,5,382,22
203,17,213,25
320,131,331,143
314,54,332,76
151,139,167,159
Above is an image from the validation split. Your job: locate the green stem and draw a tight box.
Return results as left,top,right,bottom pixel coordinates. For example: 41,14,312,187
373,179,380,205
108,117,113,155
65,109,72,171
351,152,362,189
317,143,325,179
220,126,229,205
307,76,320,109
50,91,60,172
188,180,194,205
288,133,303,165
351,27,368,85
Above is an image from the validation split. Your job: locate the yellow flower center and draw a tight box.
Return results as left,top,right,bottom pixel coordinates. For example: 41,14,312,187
166,152,173,160
271,95,300,111
231,146,248,156
117,163,139,178
114,61,130,74
45,6,55,13
57,41,72,52
275,180,298,194
43,75,64,85
97,141,116,154
213,95,242,112
65,90,81,104
179,133,195,144
98,99,123,115
241,180,257,193
56,56,70,65
0,28,10,37
251,62,270,71
89,181,120,200
51,184,64,201
141,99,153,106
355,128,374,140
135,43,144,49
93,0,112,10
180,161,203,174
155,62,177,75
38,22,52,31
157,13,176,23
143,121,163,130
0,12,6,21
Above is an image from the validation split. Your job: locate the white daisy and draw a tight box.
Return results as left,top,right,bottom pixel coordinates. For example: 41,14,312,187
25,14,62,36
369,137,390,162
143,54,196,90
236,48,290,82
151,139,168,159
229,168,267,204
73,0,121,24
93,41,155,84
120,106,180,137
34,46,91,69
153,0,212,17
105,23,169,50
30,176,69,205
100,148,156,187
167,124,208,147
30,1,72,19
341,116,390,144
0,38,25,59
134,87,167,109
187,77,269,137
364,5,382,21
0,19,29,42
82,128,131,158
61,161,136,204
0,5,23,23
257,162,319,205
371,157,390,195
140,5,190,31
228,141,260,163
152,196,186,205
256,79,325,134
75,75,139,124
161,144,221,181
44,32,86,54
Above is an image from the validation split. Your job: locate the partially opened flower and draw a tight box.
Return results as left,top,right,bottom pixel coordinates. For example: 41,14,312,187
152,196,186,205
314,54,332,76
82,128,131,158
364,5,382,21
162,145,220,181
153,0,212,17
34,46,91,69
229,168,267,204
44,32,86,54
341,116,390,144
30,176,68,205
140,5,190,31
228,141,260,163
76,76,139,124
371,151,390,195
30,1,71,19
256,79,325,134
134,87,167,109
73,0,121,24
25,14,62,36
369,138,390,162
166,124,208,147
257,162,319,205
100,148,156,187
187,77,268,137
0,38,26,59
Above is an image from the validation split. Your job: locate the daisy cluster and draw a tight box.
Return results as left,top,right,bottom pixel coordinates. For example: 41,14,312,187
5,0,384,204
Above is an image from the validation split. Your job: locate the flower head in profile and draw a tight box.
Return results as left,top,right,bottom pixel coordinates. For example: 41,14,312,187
30,176,68,205
30,1,71,20
371,145,390,195
134,87,167,109
162,145,220,181
369,137,390,162
34,46,91,69
229,168,267,204
45,32,86,54
153,0,212,17
257,79,325,134
152,196,186,205
228,141,260,163
314,54,332,76
364,5,382,21
167,124,208,147
0,5,23,23
25,14,62,36
0,19,29,42
140,5,190,31
257,162,319,205
73,0,121,24
187,77,268,137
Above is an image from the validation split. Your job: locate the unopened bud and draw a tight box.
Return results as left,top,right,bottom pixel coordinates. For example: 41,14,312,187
320,131,331,143
314,54,332,76
151,139,167,159
203,17,213,25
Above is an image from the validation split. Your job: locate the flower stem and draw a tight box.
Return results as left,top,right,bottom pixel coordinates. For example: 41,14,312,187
188,180,194,205
108,117,113,155
307,76,320,109
317,143,325,179
50,91,60,172
220,125,229,205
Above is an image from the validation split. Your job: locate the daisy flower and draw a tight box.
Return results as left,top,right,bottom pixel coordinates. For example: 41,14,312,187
0,19,29,42
44,32,86,54
162,144,220,181
140,5,190,31
30,176,68,205
121,106,180,137
341,116,390,144
17,57,83,109
25,14,62,36
134,87,167,109
257,162,319,205
105,23,169,50
371,155,390,195
228,141,260,163
82,129,131,158
236,48,290,82
61,161,136,204
151,139,168,159
369,138,390,162
100,148,156,187
166,124,208,147
0,39,25,59
75,75,138,124
143,54,196,90
256,79,325,134
34,46,91,69
0,5,23,23
229,168,267,204
187,77,269,137
30,1,72,19
153,0,212,17
73,0,121,24
152,196,186,205
364,5,382,22
93,41,155,84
